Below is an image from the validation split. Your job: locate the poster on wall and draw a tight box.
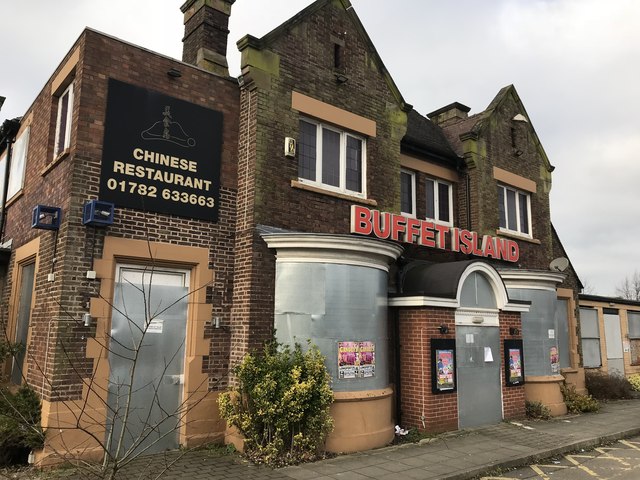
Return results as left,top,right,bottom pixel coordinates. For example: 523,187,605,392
435,349,455,391
100,78,223,221
508,348,523,383
504,339,525,387
550,346,559,373
430,339,456,394
338,341,375,379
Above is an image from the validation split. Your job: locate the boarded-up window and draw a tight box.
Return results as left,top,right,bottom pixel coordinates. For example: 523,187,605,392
580,307,601,368
628,311,640,366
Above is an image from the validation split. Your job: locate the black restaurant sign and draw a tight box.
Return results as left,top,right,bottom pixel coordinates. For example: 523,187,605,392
99,78,223,221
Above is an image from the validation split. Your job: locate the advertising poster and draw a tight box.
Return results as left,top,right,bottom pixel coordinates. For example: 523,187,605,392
550,346,559,373
435,349,455,391
508,348,523,383
338,341,375,379
359,341,376,378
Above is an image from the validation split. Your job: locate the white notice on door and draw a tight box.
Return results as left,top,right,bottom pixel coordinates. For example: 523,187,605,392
548,329,555,339
466,333,474,344
147,319,164,334
484,346,493,362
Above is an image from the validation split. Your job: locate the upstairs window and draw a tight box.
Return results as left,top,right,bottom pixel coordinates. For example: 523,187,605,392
425,178,452,225
0,126,30,204
400,169,416,216
498,184,531,237
8,127,30,200
298,118,365,197
54,83,73,158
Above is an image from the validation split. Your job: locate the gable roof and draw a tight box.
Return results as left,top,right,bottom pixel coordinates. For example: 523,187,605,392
402,109,460,167
440,85,555,173
236,0,411,113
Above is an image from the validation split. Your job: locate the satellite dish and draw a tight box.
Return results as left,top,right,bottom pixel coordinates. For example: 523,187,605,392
549,257,569,272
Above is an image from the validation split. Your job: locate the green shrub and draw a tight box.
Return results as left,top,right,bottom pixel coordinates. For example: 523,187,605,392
628,374,640,392
218,341,333,467
525,400,551,420
561,384,600,413
0,384,45,466
585,370,634,400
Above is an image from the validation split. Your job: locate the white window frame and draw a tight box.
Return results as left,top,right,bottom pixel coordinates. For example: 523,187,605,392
7,127,30,200
425,177,453,226
400,169,416,217
297,118,366,198
579,307,602,368
54,83,74,158
498,184,532,238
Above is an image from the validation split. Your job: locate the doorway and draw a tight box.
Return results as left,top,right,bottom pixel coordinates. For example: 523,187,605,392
456,325,502,428
603,309,624,376
106,265,189,456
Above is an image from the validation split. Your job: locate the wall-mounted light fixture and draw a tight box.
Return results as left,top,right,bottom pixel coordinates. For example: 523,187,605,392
509,327,520,336
214,317,221,329
82,313,93,327
439,325,449,335
167,68,182,78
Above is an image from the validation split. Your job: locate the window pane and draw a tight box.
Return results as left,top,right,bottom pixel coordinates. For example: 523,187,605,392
55,90,70,156
321,128,340,187
401,172,413,214
498,186,506,228
438,182,450,222
582,339,602,368
519,193,529,234
8,127,29,199
345,136,362,193
425,179,435,219
580,308,600,338
506,189,517,230
629,312,640,338
0,152,6,207
298,120,317,181
631,339,640,366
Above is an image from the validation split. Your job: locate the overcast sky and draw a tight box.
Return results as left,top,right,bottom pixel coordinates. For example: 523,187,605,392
2,0,639,296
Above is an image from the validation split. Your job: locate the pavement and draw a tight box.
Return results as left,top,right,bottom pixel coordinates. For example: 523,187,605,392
8,399,640,479
112,398,640,480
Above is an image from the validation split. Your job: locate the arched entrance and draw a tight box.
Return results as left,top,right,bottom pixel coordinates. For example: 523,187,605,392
392,260,529,432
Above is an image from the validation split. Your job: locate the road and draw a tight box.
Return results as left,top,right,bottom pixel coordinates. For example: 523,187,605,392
481,436,640,479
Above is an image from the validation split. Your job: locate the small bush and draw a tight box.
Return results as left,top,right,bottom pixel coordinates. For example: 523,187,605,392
0,385,45,466
525,400,551,420
585,370,634,400
219,341,333,467
561,384,600,413
628,374,640,392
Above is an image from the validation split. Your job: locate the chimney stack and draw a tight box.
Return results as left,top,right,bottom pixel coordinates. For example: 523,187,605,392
427,102,471,127
181,0,235,76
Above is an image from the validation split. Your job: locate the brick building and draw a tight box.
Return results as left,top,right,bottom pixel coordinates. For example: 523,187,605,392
0,0,583,462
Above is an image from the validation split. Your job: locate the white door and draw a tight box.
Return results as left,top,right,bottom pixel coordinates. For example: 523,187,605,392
106,265,189,456
604,311,624,377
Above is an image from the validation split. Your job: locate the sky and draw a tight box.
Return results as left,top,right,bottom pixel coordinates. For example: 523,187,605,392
1,0,639,296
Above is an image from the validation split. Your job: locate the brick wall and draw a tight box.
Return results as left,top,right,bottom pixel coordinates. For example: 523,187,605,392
234,1,408,360
398,307,526,431
1,29,239,401
499,311,526,419
398,307,458,433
